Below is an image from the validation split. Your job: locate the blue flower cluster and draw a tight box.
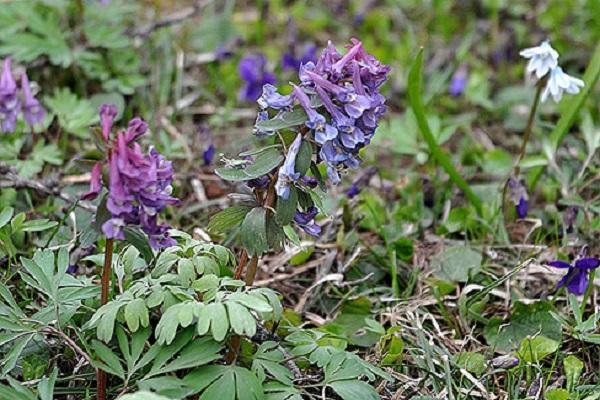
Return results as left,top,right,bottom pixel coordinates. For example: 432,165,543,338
257,39,389,198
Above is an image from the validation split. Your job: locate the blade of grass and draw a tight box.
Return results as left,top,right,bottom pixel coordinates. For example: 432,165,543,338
408,48,483,216
549,42,600,151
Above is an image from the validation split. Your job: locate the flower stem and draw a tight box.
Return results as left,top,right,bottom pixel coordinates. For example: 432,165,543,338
97,238,114,400
580,269,596,316
514,81,544,177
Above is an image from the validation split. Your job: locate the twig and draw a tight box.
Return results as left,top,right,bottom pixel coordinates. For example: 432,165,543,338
41,326,95,370
133,0,213,38
0,162,96,212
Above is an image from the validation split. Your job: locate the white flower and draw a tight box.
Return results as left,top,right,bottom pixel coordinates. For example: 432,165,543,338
520,41,559,79
541,66,584,103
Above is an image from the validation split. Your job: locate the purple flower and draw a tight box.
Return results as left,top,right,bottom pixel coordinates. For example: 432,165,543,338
449,66,468,97
508,177,528,219
258,84,295,110
300,175,318,188
547,257,600,295
82,162,103,200
282,44,318,71
99,104,118,142
84,105,179,249
346,166,376,198
293,206,321,237
66,264,78,275
21,72,45,127
198,125,215,165
0,58,20,133
247,175,270,189
275,133,302,199
239,54,276,102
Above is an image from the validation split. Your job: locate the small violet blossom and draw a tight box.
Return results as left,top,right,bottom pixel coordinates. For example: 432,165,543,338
547,256,600,295
239,54,276,102
293,207,321,237
346,166,377,198
275,133,302,199
508,177,528,219
0,58,20,133
82,104,179,249
198,124,215,165
519,41,559,79
282,44,318,72
21,73,45,126
449,66,468,97
541,66,584,103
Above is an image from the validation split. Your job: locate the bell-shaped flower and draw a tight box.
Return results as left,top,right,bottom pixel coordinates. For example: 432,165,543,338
541,66,584,103
99,104,118,142
519,40,559,79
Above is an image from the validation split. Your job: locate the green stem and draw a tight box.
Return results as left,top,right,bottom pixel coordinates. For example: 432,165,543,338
388,248,399,298
514,81,544,177
581,269,595,316
97,239,114,400
408,48,483,216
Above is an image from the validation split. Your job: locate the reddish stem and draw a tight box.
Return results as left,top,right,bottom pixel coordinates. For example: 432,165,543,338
97,238,114,400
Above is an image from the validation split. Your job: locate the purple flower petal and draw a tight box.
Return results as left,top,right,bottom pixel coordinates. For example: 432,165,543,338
547,260,572,269
82,162,103,200
566,269,589,295
575,258,600,270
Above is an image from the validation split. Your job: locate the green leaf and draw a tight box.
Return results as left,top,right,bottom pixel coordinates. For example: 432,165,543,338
0,207,14,229
294,140,312,175
484,301,562,352
120,391,172,400
244,148,284,178
255,108,307,131
564,355,584,391
226,301,257,337
1,333,34,376
276,186,298,225
124,298,149,332
283,225,301,247
208,206,253,234
544,388,570,400
92,340,125,379
124,227,154,263
240,208,268,257
147,337,222,377
37,368,58,400
44,88,98,137
453,352,486,376
430,246,482,283
407,48,482,215
517,336,559,363
329,380,379,400
21,219,58,232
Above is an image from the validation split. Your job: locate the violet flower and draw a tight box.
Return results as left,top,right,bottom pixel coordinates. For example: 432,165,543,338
293,207,321,237
346,166,376,198
449,66,468,97
282,44,318,72
0,58,20,133
547,256,600,295
239,54,276,102
83,104,179,249
21,72,45,127
258,84,295,110
198,124,215,165
508,177,528,218
275,133,302,199
99,104,118,142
